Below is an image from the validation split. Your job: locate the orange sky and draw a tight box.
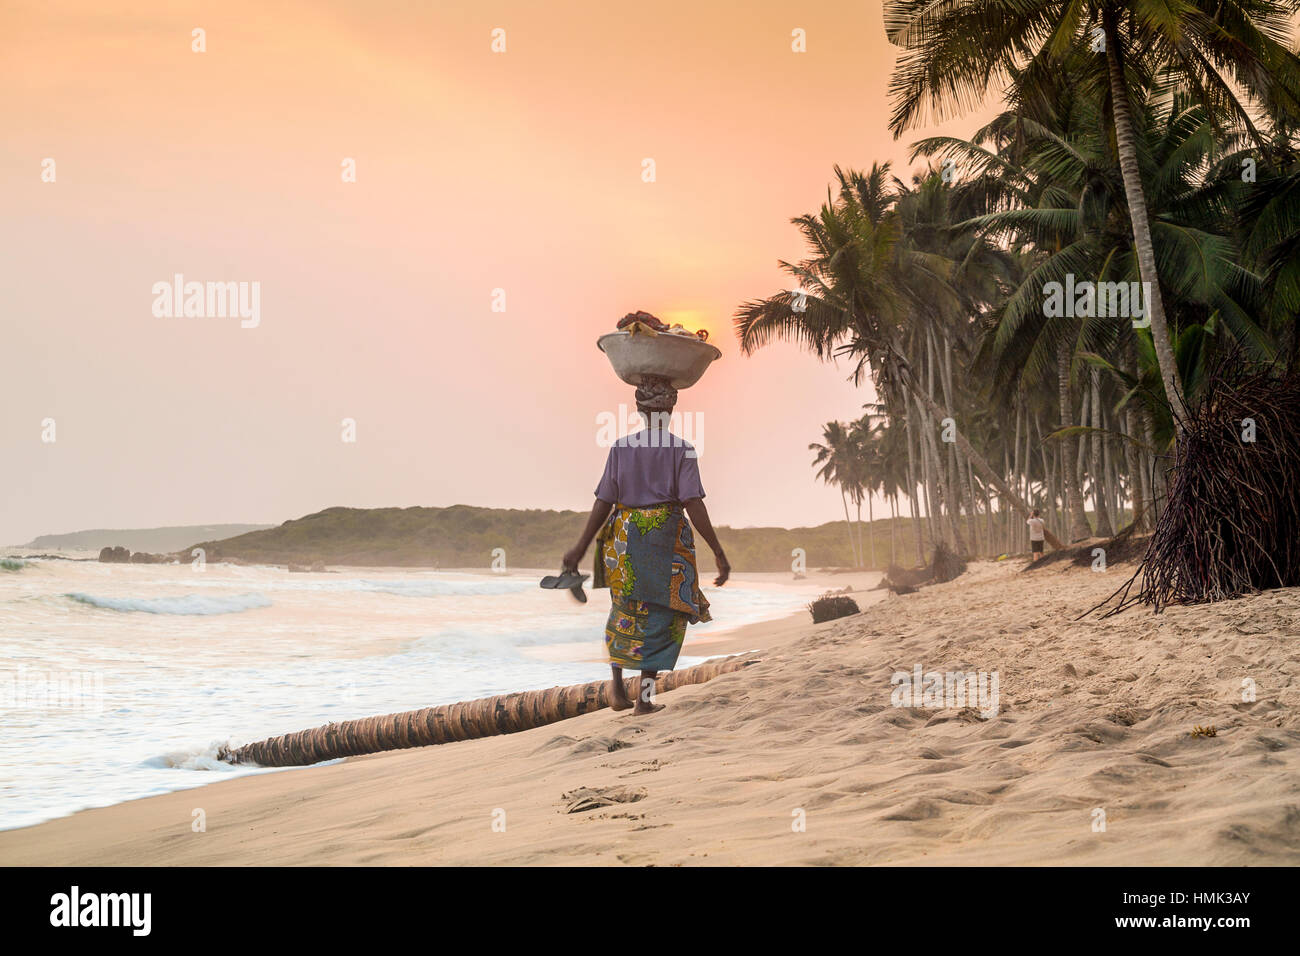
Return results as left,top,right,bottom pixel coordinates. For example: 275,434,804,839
1,0,991,545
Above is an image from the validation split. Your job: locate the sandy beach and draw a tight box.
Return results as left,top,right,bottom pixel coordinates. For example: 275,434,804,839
4,555,1296,866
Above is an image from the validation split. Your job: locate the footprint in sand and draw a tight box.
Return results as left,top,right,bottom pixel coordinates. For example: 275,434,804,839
561,786,648,814
882,797,944,821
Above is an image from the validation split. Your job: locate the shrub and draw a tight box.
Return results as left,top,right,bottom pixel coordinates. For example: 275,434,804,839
929,543,967,584
808,593,860,623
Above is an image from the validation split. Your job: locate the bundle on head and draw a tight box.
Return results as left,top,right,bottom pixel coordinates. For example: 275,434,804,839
809,593,860,623
618,310,667,331
1108,353,1300,613
928,543,967,584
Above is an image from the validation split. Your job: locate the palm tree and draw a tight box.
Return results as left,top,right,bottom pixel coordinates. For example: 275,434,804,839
918,67,1264,537
850,414,885,568
737,164,1064,551
810,421,861,566
867,406,912,564
1235,130,1300,361
882,0,1300,437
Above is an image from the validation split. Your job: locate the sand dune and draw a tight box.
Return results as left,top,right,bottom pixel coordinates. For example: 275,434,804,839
4,558,1297,866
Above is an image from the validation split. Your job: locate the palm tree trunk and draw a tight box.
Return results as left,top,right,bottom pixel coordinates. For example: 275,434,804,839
905,411,926,564
855,498,865,568
968,461,984,557
1011,402,1023,538
1003,444,1014,554
1091,367,1115,537
1050,421,1063,536
922,338,967,553
841,488,858,567
913,393,938,547
897,356,1062,550
1103,8,1188,433
889,495,898,565
1025,408,1036,518
1058,338,1093,540
937,331,967,544
221,654,758,768
1122,338,1148,529
1103,417,1118,527
1129,411,1148,529
1076,390,1088,507
921,395,967,554
1143,409,1167,520
1039,416,1052,534
867,495,876,568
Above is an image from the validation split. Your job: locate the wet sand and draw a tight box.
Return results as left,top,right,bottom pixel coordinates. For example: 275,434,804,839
4,558,1297,866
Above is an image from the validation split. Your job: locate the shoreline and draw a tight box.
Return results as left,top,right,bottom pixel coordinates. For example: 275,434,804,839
1,562,875,835
4,559,1296,865
1,574,865,838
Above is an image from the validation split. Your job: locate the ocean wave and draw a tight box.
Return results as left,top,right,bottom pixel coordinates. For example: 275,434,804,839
150,742,243,772
66,592,272,615
354,578,535,597
149,741,341,773
266,576,536,597
1,558,25,571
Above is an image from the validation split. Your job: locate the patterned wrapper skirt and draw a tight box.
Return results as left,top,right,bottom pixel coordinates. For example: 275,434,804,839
594,502,712,671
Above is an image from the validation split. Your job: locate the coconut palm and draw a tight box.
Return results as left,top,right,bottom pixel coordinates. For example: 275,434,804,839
918,65,1265,535
737,164,1064,551
810,421,862,566
849,413,886,568
883,0,1300,436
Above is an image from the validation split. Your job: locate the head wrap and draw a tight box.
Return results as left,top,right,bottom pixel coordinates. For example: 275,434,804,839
635,374,678,412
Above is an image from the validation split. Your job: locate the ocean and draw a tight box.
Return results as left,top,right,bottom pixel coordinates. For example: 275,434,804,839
0,557,831,831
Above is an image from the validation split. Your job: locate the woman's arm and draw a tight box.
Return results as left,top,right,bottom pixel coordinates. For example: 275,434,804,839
562,498,613,572
683,497,730,586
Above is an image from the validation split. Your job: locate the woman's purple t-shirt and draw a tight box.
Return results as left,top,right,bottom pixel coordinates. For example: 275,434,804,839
594,429,705,506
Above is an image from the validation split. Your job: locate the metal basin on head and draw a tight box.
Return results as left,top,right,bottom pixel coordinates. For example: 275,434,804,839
597,330,722,389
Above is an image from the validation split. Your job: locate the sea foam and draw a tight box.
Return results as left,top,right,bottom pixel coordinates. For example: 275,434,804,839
66,592,272,615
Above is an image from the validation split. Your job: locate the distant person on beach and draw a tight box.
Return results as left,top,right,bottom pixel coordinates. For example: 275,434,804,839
1027,510,1046,561
562,376,730,716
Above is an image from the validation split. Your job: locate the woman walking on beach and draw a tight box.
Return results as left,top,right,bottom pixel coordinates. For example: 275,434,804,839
562,377,730,715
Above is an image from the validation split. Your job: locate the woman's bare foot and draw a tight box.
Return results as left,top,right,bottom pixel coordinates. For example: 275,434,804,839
632,672,663,715
609,666,633,711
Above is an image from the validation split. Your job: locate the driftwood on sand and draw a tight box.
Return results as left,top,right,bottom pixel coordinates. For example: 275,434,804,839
219,654,759,768
874,543,969,594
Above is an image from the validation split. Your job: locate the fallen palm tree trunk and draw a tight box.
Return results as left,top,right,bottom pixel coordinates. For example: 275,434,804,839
219,654,759,768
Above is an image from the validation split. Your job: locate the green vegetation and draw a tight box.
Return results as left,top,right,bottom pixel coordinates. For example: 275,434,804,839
186,505,915,572
19,524,272,553
736,3,1300,559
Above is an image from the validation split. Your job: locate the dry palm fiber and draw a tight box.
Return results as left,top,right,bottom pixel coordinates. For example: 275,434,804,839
219,653,758,768
929,543,967,584
808,593,860,622
883,563,933,589
1023,526,1151,573
1090,352,1300,616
